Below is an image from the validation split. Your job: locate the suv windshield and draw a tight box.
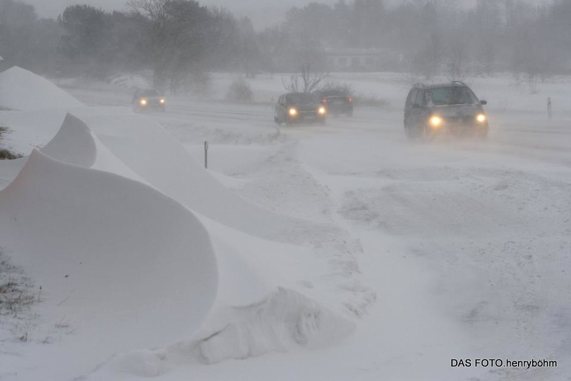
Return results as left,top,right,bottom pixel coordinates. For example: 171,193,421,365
138,89,159,97
427,86,478,106
287,93,318,104
320,90,348,97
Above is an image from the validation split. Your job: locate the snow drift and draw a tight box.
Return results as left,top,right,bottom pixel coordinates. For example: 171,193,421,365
0,149,217,357
0,109,359,379
42,113,146,182
85,217,356,380
93,288,355,380
76,112,321,242
0,66,83,111
195,287,355,364
0,113,146,187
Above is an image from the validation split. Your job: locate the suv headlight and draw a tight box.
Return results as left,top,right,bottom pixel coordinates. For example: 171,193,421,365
429,115,444,128
476,113,487,123
318,106,326,115
289,108,298,117
140,98,148,106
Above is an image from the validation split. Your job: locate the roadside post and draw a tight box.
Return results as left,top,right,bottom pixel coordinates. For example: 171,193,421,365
204,141,209,169
547,97,552,120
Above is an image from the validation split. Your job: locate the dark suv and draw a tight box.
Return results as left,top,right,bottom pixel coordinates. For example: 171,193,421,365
274,92,327,125
404,81,488,140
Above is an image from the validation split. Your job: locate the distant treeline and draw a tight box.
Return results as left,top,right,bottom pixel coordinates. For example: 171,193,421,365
1,0,570,88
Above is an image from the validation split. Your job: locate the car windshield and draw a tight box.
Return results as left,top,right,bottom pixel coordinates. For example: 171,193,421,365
428,86,478,106
287,93,318,104
320,90,348,97
140,89,160,97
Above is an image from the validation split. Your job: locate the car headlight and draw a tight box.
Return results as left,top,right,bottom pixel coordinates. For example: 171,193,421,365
429,115,444,128
476,113,487,123
289,108,298,117
140,98,148,106
160,98,166,104
318,106,326,115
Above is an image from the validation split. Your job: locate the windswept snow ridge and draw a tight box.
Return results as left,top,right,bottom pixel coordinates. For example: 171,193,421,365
41,113,97,167
42,113,147,182
0,113,146,189
0,149,218,360
0,66,83,111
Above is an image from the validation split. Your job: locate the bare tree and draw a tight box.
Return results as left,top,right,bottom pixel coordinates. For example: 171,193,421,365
127,0,213,92
128,0,167,20
282,63,328,93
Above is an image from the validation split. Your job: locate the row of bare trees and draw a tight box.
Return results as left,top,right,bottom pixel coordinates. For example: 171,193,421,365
1,0,571,86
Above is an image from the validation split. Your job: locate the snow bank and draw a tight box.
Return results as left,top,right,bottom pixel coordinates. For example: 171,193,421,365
0,149,217,357
96,288,354,379
0,111,359,379
85,216,355,380
0,66,83,111
195,287,355,364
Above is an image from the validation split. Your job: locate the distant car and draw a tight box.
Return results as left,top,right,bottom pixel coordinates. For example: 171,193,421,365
274,92,327,125
315,89,353,116
404,81,488,140
132,89,166,112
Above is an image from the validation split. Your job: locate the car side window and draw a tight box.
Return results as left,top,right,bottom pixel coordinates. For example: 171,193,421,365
405,89,415,109
414,90,425,107
411,89,420,107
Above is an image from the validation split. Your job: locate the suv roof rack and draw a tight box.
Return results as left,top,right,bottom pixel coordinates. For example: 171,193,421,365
413,81,467,89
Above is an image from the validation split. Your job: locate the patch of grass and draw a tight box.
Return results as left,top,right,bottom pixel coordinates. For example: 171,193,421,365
0,281,35,313
0,252,37,316
0,250,39,343
0,126,22,160
0,149,22,160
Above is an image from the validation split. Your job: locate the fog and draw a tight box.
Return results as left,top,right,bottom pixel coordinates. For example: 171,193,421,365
2,1,571,381
4,0,569,88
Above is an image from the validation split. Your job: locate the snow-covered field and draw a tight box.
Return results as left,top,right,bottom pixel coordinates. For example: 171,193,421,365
0,68,570,381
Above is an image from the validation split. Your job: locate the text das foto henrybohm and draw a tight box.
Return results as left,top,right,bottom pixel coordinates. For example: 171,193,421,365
451,358,558,369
